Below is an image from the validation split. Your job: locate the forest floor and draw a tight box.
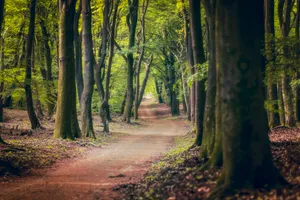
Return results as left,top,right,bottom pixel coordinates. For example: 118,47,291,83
0,95,191,200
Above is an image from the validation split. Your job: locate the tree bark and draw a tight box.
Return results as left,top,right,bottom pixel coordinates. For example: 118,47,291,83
123,0,139,123
155,79,164,103
24,0,41,129
189,0,206,146
278,0,296,127
138,56,153,107
74,0,84,105
54,0,81,139
265,0,280,128
201,0,217,158
100,0,120,134
210,1,286,197
94,0,111,123
40,19,55,116
0,0,4,124
81,0,95,138
181,0,191,121
133,0,149,120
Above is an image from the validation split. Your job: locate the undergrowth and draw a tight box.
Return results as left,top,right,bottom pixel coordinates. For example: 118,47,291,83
115,130,300,200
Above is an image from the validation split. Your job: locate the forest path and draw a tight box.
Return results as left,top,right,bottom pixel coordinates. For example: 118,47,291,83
0,95,190,200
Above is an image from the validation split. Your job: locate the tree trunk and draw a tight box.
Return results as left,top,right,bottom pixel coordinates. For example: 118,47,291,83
201,0,216,158
188,35,195,123
265,0,280,128
123,0,139,123
181,0,191,121
81,0,95,138
278,82,285,125
295,0,300,122
189,0,206,146
40,19,55,116
210,1,286,197
138,56,153,107
100,0,119,134
0,0,4,124
120,90,127,115
0,0,5,144
278,0,296,127
95,0,109,123
133,0,149,120
24,0,41,129
54,0,81,139
31,43,44,118
74,0,84,105
155,79,164,103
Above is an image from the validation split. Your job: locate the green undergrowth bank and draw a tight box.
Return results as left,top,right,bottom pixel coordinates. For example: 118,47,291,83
116,132,300,200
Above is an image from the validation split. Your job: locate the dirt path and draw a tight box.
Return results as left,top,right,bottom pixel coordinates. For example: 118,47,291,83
0,96,190,200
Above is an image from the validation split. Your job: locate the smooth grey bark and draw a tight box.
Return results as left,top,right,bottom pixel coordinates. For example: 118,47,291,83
81,0,95,138
74,0,84,105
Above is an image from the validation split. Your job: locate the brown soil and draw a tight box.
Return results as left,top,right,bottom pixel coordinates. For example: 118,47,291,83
0,95,190,200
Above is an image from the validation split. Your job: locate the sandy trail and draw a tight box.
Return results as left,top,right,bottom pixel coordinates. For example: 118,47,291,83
0,96,190,200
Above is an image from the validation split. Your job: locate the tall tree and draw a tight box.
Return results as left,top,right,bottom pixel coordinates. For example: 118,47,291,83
24,0,41,129
189,0,206,146
278,0,296,127
99,0,120,133
265,0,280,128
54,0,81,139
0,0,4,143
133,0,150,120
74,0,83,104
95,0,111,123
0,0,4,124
123,0,139,123
40,19,55,116
81,0,95,138
201,0,217,159
210,0,286,197
181,0,191,121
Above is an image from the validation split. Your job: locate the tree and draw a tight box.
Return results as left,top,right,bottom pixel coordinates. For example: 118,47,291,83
74,0,83,104
99,0,120,133
81,0,95,138
210,0,286,197
201,0,217,159
0,0,4,124
265,0,280,128
123,0,139,123
54,0,81,139
24,0,41,129
39,18,55,116
0,0,4,143
278,0,296,127
189,0,206,146
133,0,150,120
